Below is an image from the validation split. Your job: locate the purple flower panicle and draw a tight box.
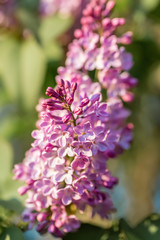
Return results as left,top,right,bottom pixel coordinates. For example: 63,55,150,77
14,0,137,237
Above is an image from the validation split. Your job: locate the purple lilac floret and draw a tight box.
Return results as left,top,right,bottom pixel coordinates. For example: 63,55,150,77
14,0,137,237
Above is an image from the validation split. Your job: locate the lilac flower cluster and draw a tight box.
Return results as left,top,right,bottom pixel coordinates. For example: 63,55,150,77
14,0,137,237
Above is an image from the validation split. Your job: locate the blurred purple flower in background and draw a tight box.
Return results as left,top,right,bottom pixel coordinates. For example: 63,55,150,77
40,0,82,16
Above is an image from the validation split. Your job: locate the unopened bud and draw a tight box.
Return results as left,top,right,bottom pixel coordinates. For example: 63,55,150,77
18,186,30,195
102,18,112,29
81,16,94,25
48,223,55,233
55,86,64,97
80,98,90,107
104,0,115,16
37,213,48,222
83,5,93,16
46,87,59,98
36,221,48,233
57,79,65,87
112,18,125,27
64,80,71,89
94,6,102,18
74,29,83,39
66,95,74,105
62,113,72,123
74,107,83,115
118,32,132,45
71,82,77,92
121,92,134,102
44,143,54,152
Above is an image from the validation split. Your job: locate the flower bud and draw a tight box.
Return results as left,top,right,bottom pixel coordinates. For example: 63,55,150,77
66,95,74,105
121,92,134,102
83,5,93,16
36,221,48,233
94,6,102,18
26,179,34,185
64,80,71,89
74,107,83,115
55,86,64,97
18,186,30,195
74,29,83,39
118,32,132,45
81,16,94,25
71,82,77,93
80,98,89,107
44,143,54,152
62,113,72,123
103,0,115,16
112,18,125,27
102,18,112,30
37,213,48,222
48,223,55,233
57,79,65,87
46,87,59,98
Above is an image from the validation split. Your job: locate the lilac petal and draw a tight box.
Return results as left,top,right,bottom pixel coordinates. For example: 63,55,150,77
72,141,79,148
90,93,100,103
91,145,98,155
99,103,107,111
94,126,104,135
52,188,58,199
51,133,59,140
65,174,72,185
97,133,105,141
76,185,84,195
97,142,107,152
67,148,74,157
86,181,94,191
74,126,82,135
83,122,91,132
43,186,52,196
58,147,66,158
55,172,65,182
84,150,92,157
62,195,72,205
32,130,44,140
59,136,66,147
55,157,65,166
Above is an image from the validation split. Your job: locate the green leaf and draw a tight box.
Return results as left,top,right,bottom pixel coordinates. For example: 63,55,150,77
0,36,20,101
0,226,24,240
1,173,26,206
20,39,46,110
133,214,160,240
16,9,40,43
0,199,24,215
16,0,40,12
39,15,72,45
140,0,159,11
63,224,105,240
120,219,141,240
0,140,13,186
44,41,63,60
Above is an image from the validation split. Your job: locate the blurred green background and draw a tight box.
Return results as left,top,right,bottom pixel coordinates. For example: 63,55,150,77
0,0,160,239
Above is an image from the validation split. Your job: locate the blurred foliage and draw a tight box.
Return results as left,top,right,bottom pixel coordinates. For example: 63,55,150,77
0,0,160,239
63,214,160,240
